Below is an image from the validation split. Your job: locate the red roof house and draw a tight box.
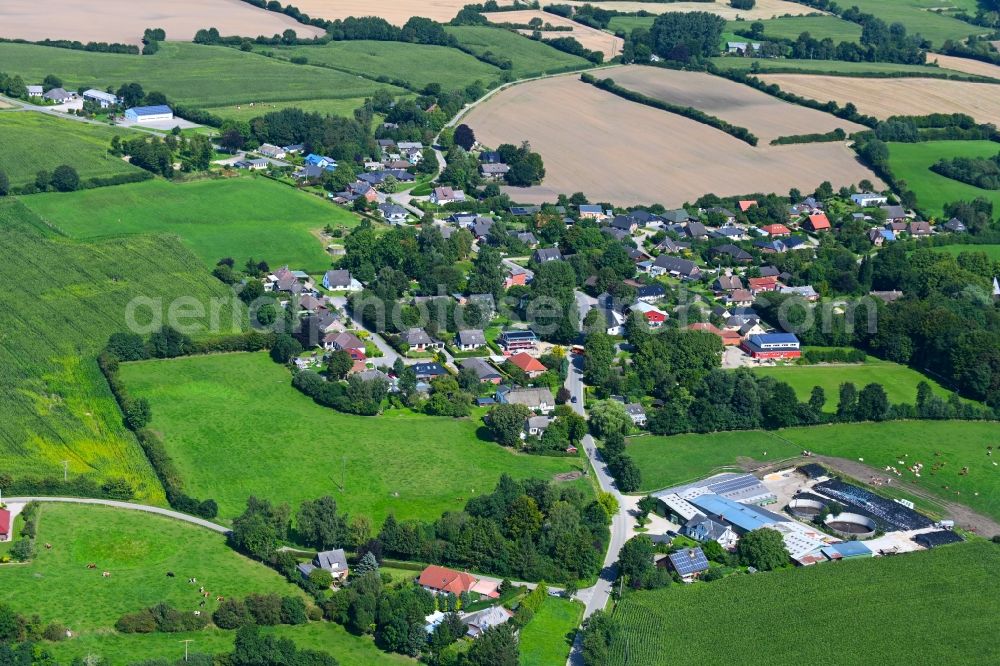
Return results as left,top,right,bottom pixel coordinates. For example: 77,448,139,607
761,224,790,237
687,322,741,346
418,565,477,595
747,276,780,294
738,200,758,212
509,352,546,377
0,508,10,539
805,213,831,232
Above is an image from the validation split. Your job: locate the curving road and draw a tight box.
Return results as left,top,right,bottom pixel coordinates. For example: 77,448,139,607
3,496,231,534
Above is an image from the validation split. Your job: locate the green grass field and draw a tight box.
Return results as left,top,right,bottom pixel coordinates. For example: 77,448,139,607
24,177,351,272
754,356,957,411
264,41,502,91
0,112,144,189
608,16,655,33
0,41,406,108
936,244,1000,261
519,597,583,666
888,140,1000,219
204,97,373,121
709,57,980,78
118,352,589,523
840,0,989,47
728,15,863,43
607,540,1000,666
1,503,407,665
628,420,1000,521
445,26,591,78
0,199,246,502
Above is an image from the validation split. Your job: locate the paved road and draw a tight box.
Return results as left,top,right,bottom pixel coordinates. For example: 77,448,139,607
0,94,165,136
328,295,402,368
3,497,230,534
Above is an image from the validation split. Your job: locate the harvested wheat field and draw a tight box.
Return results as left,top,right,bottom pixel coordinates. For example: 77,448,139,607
929,54,1000,81
464,76,881,206
0,0,324,45
609,65,865,142
292,0,510,25
565,0,818,20
760,74,1000,127
485,10,623,59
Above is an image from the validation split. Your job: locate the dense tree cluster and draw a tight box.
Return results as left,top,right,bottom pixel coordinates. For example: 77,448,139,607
931,152,1000,190
116,602,210,633
112,133,212,178
212,594,308,629
292,370,390,416
646,12,726,63
372,475,608,583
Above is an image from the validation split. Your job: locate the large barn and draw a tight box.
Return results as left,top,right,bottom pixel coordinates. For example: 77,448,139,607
125,105,174,123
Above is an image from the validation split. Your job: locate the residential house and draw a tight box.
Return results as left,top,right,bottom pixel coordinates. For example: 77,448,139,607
43,88,75,103
636,283,666,302
532,247,563,263
724,289,754,308
509,205,541,217
460,357,502,384
322,269,361,291
755,239,787,254
83,89,119,108
602,227,630,242
297,294,326,314
713,275,743,293
705,207,737,224
881,205,908,223
578,204,605,220
663,547,710,582
683,221,709,239
629,301,667,328
403,328,439,352
908,221,932,237
868,228,895,246
457,329,486,351
712,226,748,242
804,213,831,232
869,290,904,304
747,276,781,294
509,352,546,378
683,515,739,550
741,333,802,359
26,85,43,97
480,151,502,164
651,255,701,280
663,208,693,225
283,144,304,154
512,231,539,247
778,285,819,301
709,244,752,263
462,606,514,639
234,158,268,170
851,192,888,207
325,331,366,358
418,565,477,596
297,548,349,583
304,154,337,170
738,200,758,212
595,305,626,336
294,164,325,181
655,237,690,254
472,217,494,240
480,163,510,180
413,362,448,380
499,329,538,352
525,415,553,438
430,187,465,205
784,236,810,251
504,266,532,289
943,218,967,233
760,224,791,237
687,322,741,346
378,203,408,225
726,41,761,56
626,403,647,426
610,216,639,233
258,143,286,159
500,387,555,414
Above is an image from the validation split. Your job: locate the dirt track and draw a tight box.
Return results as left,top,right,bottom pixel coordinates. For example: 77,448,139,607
746,454,1000,536
0,0,324,45
464,75,881,206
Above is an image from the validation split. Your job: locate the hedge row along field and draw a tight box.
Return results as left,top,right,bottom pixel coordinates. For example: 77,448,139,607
607,541,1000,666
0,199,241,502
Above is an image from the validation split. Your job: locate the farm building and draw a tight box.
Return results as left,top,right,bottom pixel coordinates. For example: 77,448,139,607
125,105,174,123
653,472,777,506
741,333,802,359
913,530,964,549
42,88,75,102
83,89,119,108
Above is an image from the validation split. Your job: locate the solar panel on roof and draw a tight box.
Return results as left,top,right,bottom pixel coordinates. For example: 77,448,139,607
669,548,709,576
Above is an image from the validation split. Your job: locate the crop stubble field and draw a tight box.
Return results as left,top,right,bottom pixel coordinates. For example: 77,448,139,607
609,65,866,142
0,0,323,45
463,75,881,206
759,74,1000,127
566,0,817,20
483,10,623,60
608,541,1000,666
289,0,510,25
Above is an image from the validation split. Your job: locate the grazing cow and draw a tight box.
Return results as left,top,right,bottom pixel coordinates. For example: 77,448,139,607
86,563,97,569
216,596,224,602
102,571,111,578
166,571,175,578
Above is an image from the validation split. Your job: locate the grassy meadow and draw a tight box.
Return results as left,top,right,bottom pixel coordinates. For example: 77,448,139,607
753,356,958,410
25,177,349,272
445,26,590,78
0,199,245,502
117,352,590,523
607,541,1000,666
264,41,503,91
728,15,863,43
0,112,143,189
607,16,655,33
628,420,1000,521
2,503,407,665
519,597,583,666
709,56,983,78
936,244,1000,261
840,0,988,47
887,140,1000,218
204,97,374,121
0,41,406,108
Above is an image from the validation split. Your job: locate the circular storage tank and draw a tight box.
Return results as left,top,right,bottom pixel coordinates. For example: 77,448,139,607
787,498,826,519
825,512,877,538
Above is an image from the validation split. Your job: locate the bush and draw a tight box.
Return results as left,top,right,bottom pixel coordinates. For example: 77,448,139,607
9,538,34,562
213,598,252,629
51,165,80,192
245,593,283,625
280,596,308,625
197,499,219,519
42,622,68,641
116,608,157,633
100,477,136,500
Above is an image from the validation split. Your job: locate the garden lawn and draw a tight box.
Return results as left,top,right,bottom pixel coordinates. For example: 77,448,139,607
936,244,1000,261
0,112,144,189
117,352,589,523
728,15,862,43
3,503,407,666
0,200,242,502
753,356,957,410
24,177,352,272
445,26,590,78
709,57,981,78
266,41,502,91
519,597,583,666
628,420,1000,521
0,41,405,107
887,140,1000,218
607,540,1000,666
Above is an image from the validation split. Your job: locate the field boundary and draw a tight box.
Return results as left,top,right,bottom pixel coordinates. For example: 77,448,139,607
1,497,230,533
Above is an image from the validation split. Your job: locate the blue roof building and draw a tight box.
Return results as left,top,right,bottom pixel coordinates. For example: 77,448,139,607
742,333,801,358
687,493,784,534
305,154,337,171
822,541,872,560
124,105,173,123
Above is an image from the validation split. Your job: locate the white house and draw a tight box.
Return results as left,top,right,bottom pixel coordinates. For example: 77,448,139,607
26,85,43,97
258,143,287,159
430,187,465,205
83,89,119,108
851,192,887,207
124,105,174,123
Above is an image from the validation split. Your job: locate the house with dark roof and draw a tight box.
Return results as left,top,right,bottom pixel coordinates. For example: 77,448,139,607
684,221,709,239
742,333,801,359
908,221,932,236
325,331,366,358
511,231,538,247
480,162,510,180
532,247,563,263
413,362,448,380
683,515,738,549
663,547,710,582
651,255,701,280
610,216,639,233
881,204,908,222
430,187,465,205
636,284,666,302
709,244,752,263
460,357,502,384
655,237,690,254
403,328,438,351
43,87,76,103
942,218,967,233
457,329,486,350
499,329,538,351
662,208,693,224
755,240,787,254
472,217,494,239
297,548,349,584
378,203,408,225
323,269,361,291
